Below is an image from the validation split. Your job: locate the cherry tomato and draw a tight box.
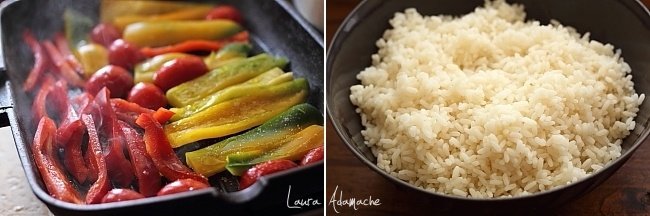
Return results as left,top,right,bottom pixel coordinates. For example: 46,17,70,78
156,179,210,196
90,23,121,47
128,82,167,110
85,65,133,98
239,160,297,190
108,39,145,70
300,146,324,165
205,5,242,23
153,56,208,91
101,189,144,203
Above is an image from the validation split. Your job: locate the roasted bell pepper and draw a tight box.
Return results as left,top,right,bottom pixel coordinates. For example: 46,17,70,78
185,103,322,177
226,125,324,175
57,119,89,183
101,1,208,24
134,53,189,83
123,20,241,48
135,113,208,184
111,98,174,125
140,31,249,58
54,33,83,76
203,42,250,70
22,30,51,92
42,40,85,87
165,78,309,148
119,121,161,197
32,117,83,204
170,68,292,121
32,76,55,128
64,8,94,49
166,53,288,107
76,43,108,78
81,114,112,204
84,88,135,188
113,5,214,31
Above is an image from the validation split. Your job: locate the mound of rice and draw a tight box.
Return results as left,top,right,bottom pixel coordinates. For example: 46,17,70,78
349,0,645,198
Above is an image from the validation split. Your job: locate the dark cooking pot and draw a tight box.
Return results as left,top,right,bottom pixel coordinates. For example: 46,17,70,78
0,0,324,215
327,0,650,215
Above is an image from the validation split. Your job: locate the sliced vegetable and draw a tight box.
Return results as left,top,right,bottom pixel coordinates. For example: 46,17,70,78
140,31,249,58
120,121,161,197
32,117,83,204
153,56,208,91
135,53,189,83
101,189,145,203
85,65,133,98
166,53,288,107
77,43,109,78
226,125,324,175
205,5,242,23
54,33,83,76
123,20,242,48
108,39,145,70
170,68,292,121
81,114,111,204
238,160,297,190
301,146,324,165
156,179,209,196
128,83,167,110
203,42,250,70
22,30,51,92
57,119,89,183
111,99,173,125
113,6,214,31
185,103,321,176
63,8,94,49
101,1,209,24
31,76,55,127
136,113,208,184
42,40,85,87
90,23,121,48
166,78,309,148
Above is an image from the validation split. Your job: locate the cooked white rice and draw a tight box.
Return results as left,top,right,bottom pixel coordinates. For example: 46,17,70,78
349,0,645,198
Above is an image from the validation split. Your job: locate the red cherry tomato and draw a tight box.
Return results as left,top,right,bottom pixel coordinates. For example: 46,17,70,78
128,82,167,110
85,65,133,98
90,23,121,47
153,56,208,91
108,39,144,70
101,189,145,203
239,160,297,190
156,179,210,196
300,146,324,165
205,5,242,23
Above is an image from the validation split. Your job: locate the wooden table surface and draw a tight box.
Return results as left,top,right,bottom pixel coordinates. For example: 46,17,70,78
325,0,650,215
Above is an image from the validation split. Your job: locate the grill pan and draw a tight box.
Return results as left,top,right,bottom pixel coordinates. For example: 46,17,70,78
0,0,324,215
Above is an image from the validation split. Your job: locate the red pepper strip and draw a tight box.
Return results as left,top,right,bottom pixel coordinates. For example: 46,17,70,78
140,31,249,57
32,117,83,204
111,98,173,125
81,114,111,204
135,113,208,184
56,119,89,183
31,76,55,128
42,40,84,87
54,33,84,76
71,92,94,112
84,142,99,183
47,79,71,125
22,30,51,92
92,88,135,188
153,108,175,124
119,120,162,197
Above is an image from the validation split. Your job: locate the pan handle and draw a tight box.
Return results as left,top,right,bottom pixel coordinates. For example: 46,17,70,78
0,0,20,128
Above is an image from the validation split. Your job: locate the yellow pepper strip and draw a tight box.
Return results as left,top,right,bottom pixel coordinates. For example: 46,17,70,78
185,103,323,177
169,68,291,121
165,78,309,148
166,54,288,107
123,20,242,48
76,43,108,78
100,1,211,23
113,6,215,31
